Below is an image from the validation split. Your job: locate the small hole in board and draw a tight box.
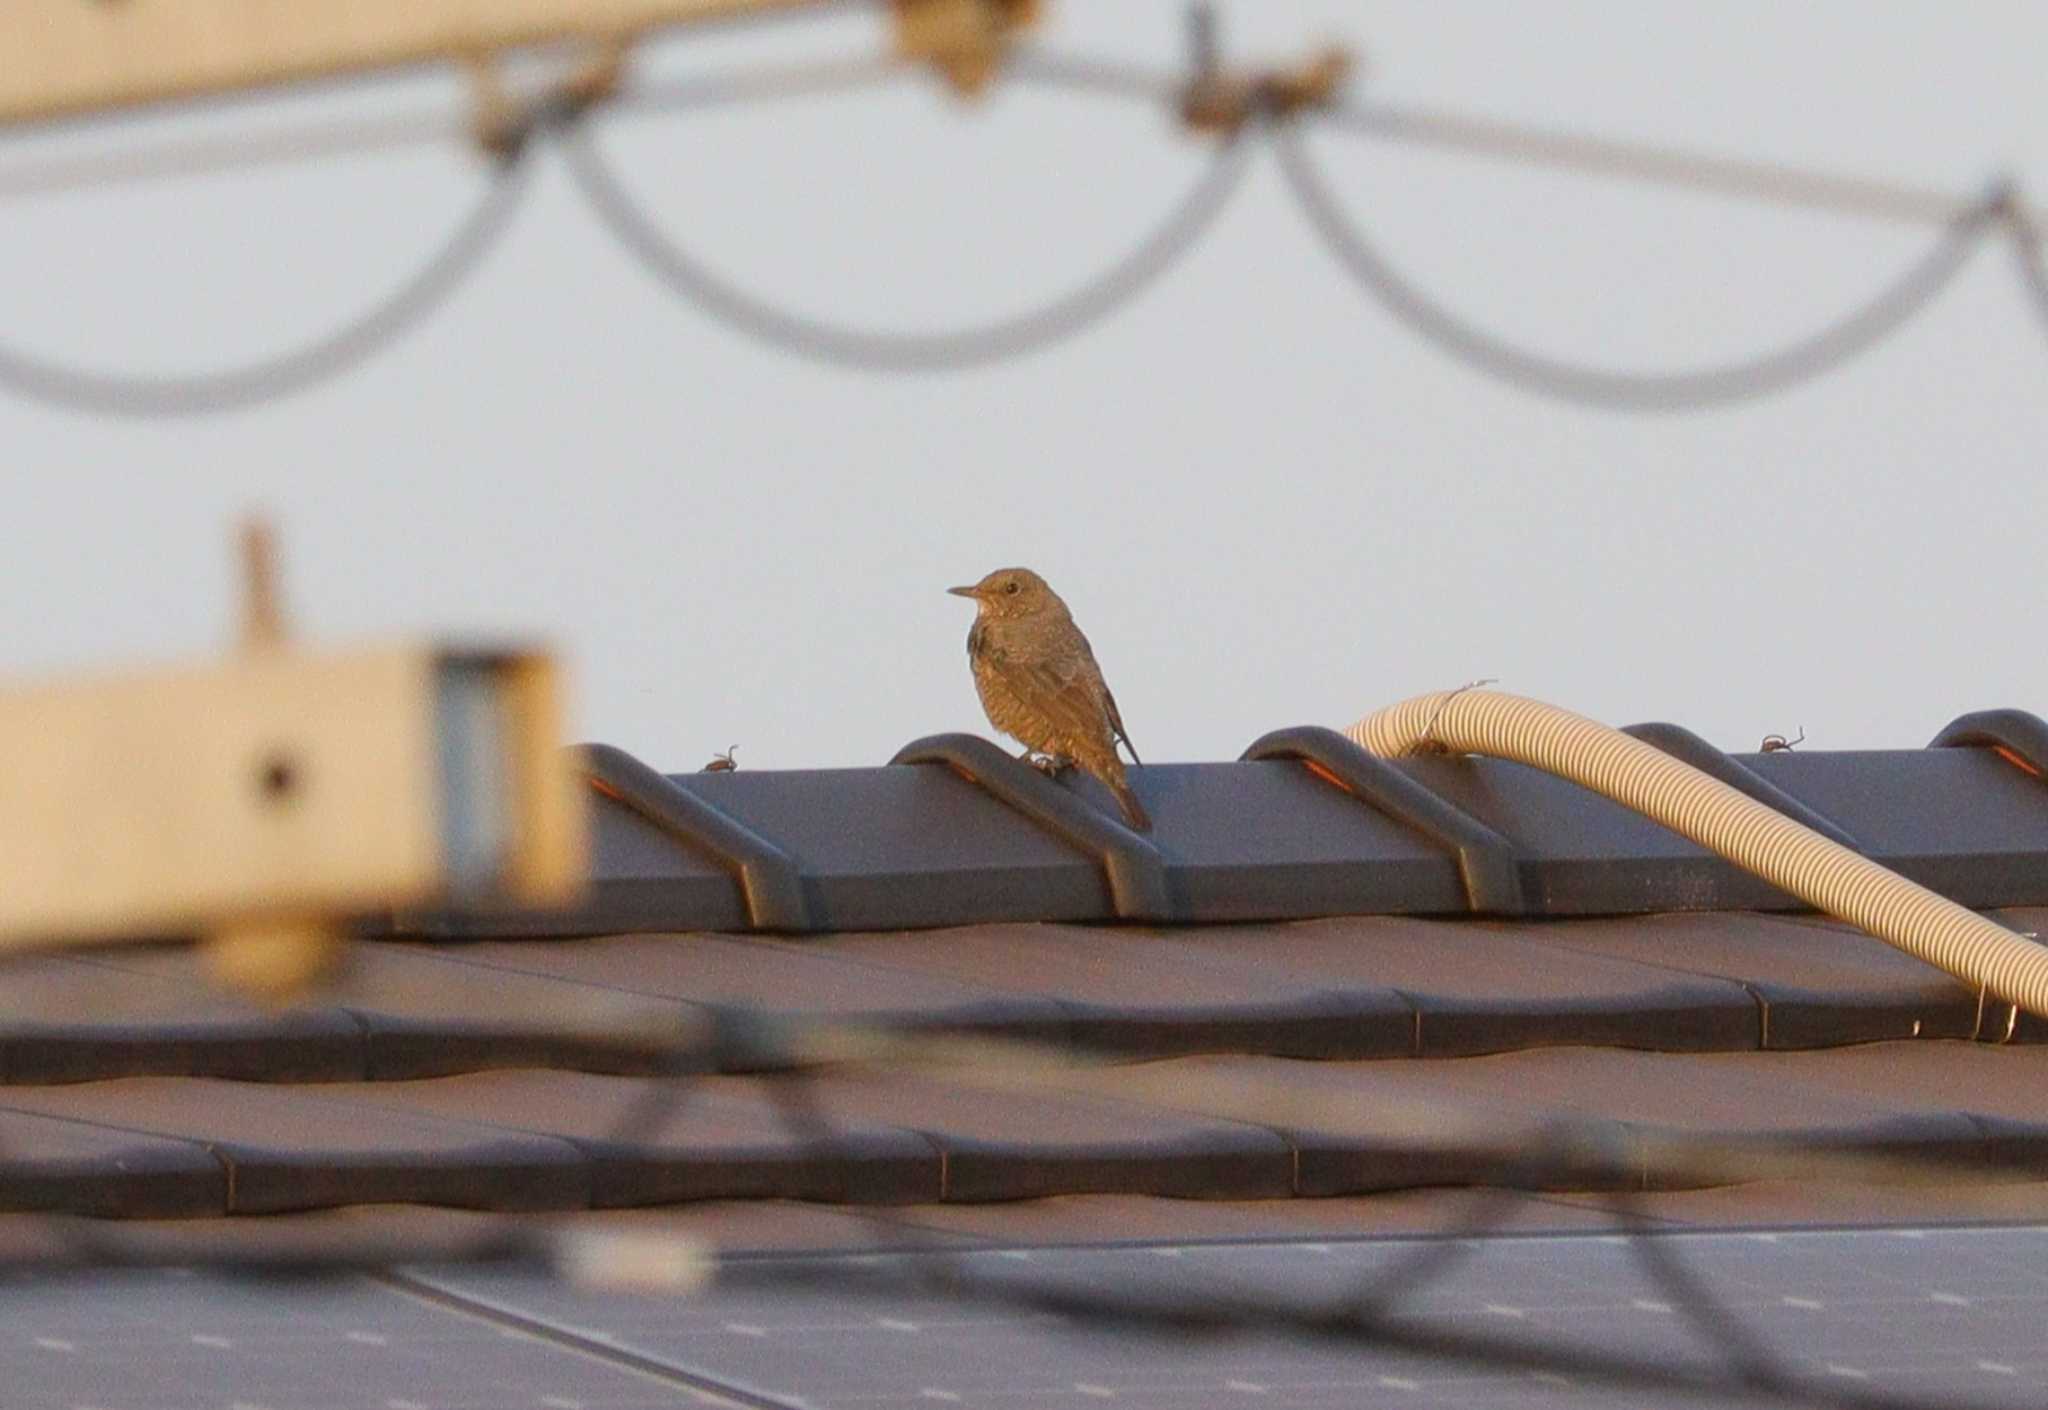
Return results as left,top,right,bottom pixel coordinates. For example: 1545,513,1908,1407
255,751,301,805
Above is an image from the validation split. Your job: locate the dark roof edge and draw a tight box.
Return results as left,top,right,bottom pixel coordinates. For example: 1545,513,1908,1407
390,710,2048,938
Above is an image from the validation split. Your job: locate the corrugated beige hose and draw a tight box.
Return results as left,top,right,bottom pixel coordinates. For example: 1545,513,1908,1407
1347,688,2048,1021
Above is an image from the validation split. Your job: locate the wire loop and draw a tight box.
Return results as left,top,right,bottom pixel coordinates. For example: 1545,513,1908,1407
561,76,1253,372
0,146,533,418
1274,122,2002,411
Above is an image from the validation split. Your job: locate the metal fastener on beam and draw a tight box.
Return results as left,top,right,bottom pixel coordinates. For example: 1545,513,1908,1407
1177,2,1352,136
1241,725,1528,915
892,0,1039,97
890,733,1174,922
1621,721,1863,851
578,743,812,931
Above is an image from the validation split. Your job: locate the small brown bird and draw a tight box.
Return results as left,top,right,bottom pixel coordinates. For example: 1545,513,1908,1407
948,567,1149,831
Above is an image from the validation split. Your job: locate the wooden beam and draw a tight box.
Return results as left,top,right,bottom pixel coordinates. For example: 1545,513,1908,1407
0,642,586,950
1,0,833,126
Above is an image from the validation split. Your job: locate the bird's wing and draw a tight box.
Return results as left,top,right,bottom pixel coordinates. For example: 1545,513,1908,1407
979,650,1119,759
1077,636,1140,764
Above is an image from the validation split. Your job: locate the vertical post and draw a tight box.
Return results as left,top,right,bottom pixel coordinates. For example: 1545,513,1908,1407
238,515,286,651
208,515,348,1005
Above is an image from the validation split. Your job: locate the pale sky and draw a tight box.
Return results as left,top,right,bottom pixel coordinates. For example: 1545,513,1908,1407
2,1,2045,769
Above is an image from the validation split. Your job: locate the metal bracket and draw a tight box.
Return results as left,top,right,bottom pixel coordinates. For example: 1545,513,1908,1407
578,743,812,931
890,733,1174,922
892,0,1038,97
467,41,627,160
1178,2,1352,136
1242,725,1527,914
1622,721,1864,851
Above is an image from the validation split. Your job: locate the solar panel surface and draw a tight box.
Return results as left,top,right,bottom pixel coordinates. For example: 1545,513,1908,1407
9,1225,2047,1409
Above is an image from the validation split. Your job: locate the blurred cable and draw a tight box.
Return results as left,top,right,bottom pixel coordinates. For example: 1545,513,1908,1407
0,145,531,418
1999,190,2048,333
1275,122,2002,412
0,112,461,201
562,66,1252,371
0,33,2042,408
1315,98,1995,229
0,990,2036,1410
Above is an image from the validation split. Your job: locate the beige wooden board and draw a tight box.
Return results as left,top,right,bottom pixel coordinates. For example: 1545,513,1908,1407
499,653,587,903
2,0,827,125
0,643,577,945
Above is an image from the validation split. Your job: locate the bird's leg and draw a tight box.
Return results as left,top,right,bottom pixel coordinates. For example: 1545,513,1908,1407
1016,748,1067,776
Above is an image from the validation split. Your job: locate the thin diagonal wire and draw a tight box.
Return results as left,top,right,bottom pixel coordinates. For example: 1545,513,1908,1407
2,40,2036,233
746,1237,1988,1410
1003,48,1189,105
0,147,531,418
1315,98,1998,229
0,111,461,201
0,58,901,202
2000,198,2048,334
1275,121,2001,412
618,52,912,116
1609,1185,1793,1393
1342,1130,1604,1321
563,95,1252,372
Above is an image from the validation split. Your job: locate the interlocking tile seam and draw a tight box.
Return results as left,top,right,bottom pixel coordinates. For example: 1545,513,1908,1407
322,1073,944,1208
941,1128,1294,1203
1526,916,1989,1049
0,910,1990,1090
237,1085,602,1212
393,933,1080,1059
0,1105,232,1216
7,1043,2048,1217
0,1081,597,1215
1402,935,1763,1057
1501,936,1781,1048
0,950,374,1084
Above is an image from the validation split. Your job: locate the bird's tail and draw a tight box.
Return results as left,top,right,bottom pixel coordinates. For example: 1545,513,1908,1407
1111,778,1151,832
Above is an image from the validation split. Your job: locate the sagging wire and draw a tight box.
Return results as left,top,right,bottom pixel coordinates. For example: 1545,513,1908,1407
561,61,1255,372
1,10,2047,415
0,143,532,418
1275,121,2006,412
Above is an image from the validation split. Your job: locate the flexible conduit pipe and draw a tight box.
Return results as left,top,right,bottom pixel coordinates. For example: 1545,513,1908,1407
1347,688,2048,1021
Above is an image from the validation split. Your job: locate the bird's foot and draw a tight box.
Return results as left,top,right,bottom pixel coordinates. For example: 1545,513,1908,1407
1028,754,1073,777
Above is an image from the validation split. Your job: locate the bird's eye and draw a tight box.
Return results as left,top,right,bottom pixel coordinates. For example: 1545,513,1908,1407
1004,581,1020,595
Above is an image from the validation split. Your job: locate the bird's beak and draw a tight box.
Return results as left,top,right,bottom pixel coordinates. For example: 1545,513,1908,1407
946,585,980,599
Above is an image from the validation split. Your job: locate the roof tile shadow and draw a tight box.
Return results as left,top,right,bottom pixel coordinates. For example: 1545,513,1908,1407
0,952,366,1085
330,1070,940,1208
0,1106,225,1217
1155,916,1759,1057
0,1079,590,1215
787,923,1415,1060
